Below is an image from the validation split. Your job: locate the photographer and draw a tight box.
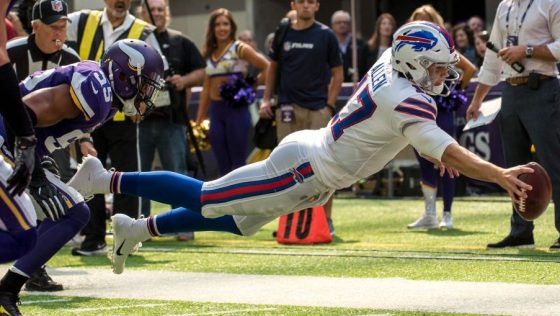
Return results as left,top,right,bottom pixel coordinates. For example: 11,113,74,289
138,0,205,240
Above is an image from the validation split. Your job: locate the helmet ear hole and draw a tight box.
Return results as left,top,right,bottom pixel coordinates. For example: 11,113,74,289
118,72,127,81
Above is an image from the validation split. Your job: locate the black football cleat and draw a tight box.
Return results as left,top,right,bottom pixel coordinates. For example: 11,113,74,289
487,235,535,249
24,267,63,292
0,291,22,316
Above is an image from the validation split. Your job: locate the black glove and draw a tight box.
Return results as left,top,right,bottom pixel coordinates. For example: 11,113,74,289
28,166,68,221
40,156,61,179
7,135,37,196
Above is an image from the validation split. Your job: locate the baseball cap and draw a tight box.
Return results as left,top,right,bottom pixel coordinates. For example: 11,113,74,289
32,0,70,25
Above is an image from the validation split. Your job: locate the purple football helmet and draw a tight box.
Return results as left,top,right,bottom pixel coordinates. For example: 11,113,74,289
100,39,164,117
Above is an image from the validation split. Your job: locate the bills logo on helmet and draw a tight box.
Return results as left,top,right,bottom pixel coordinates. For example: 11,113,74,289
395,30,438,52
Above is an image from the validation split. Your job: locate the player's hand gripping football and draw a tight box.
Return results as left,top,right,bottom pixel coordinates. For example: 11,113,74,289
28,164,68,221
7,135,37,195
497,165,534,205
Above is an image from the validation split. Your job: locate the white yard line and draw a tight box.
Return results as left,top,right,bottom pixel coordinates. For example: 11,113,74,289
21,299,71,305
15,267,560,316
5,267,560,316
166,307,278,316
69,303,167,312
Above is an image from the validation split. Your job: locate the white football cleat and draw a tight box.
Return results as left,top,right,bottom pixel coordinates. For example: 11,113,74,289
407,214,438,229
67,156,113,200
111,214,150,274
439,212,453,229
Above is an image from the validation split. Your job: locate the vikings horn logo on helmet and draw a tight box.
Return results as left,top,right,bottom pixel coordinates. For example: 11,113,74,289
118,41,145,74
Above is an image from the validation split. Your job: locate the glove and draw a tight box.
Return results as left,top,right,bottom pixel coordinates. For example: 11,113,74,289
40,156,61,179
7,135,37,196
28,167,68,221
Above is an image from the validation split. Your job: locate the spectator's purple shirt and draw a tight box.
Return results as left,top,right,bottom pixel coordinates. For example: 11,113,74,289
19,61,116,157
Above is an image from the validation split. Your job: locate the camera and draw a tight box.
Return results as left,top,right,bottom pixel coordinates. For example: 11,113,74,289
163,67,176,90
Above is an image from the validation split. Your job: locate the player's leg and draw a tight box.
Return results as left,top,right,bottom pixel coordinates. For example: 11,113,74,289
436,110,456,228
408,150,438,229
68,156,204,212
0,156,37,263
0,173,89,298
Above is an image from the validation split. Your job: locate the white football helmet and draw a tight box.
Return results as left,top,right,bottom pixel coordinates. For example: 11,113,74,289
391,21,459,96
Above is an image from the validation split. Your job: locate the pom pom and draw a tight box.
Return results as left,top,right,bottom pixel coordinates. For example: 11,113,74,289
219,74,256,108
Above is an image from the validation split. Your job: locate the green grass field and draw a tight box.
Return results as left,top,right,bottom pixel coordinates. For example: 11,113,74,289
6,196,560,315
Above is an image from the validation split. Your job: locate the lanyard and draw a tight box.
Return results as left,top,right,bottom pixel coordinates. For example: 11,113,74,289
506,0,534,36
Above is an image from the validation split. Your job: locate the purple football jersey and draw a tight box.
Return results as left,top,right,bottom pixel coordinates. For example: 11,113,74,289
18,61,116,157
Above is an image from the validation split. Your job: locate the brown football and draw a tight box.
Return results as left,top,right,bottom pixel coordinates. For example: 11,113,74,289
513,162,552,221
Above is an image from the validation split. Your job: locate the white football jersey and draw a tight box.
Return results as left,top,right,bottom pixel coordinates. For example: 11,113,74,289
302,50,457,189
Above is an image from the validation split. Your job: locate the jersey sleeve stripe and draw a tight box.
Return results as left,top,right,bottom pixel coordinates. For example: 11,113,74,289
395,105,436,120
69,87,92,121
402,98,436,115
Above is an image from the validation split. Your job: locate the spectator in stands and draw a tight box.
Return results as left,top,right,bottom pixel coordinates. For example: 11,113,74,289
453,23,477,64
407,4,476,230
259,0,343,235
474,30,489,69
467,0,560,250
331,10,366,83
364,13,396,72
196,8,269,176
468,15,485,34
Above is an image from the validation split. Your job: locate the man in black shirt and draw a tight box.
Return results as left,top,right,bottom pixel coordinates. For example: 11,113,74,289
138,0,204,239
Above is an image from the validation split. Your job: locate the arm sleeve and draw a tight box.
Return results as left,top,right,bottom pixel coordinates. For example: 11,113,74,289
478,2,505,86
546,1,560,61
402,120,457,162
69,69,110,121
0,64,34,136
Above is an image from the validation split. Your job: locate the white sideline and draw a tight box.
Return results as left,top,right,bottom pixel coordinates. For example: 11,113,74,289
14,267,560,316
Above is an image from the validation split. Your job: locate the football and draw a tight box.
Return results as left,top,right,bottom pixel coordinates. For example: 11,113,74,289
513,162,552,221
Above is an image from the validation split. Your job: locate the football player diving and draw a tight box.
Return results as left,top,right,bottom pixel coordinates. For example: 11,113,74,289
69,22,534,275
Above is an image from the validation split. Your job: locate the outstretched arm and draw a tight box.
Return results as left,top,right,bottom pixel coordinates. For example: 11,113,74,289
23,84,81,127
440,143,532,203
403,120,532,203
